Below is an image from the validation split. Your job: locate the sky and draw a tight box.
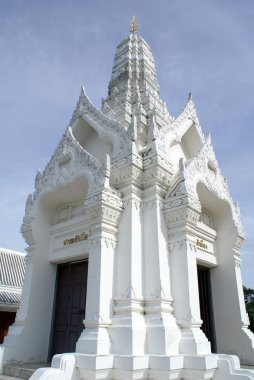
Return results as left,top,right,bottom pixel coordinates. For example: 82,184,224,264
0,0,253,288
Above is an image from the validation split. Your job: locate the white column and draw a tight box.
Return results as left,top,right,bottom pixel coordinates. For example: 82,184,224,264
110,187,146,356
143,191,180,355
211,229,254,364
164,194,211,355
76,188,122,355
76,236,116,355
169,237,211,354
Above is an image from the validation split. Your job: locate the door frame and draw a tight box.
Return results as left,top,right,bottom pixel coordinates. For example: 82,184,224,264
197,264,217,353
48,259,88,361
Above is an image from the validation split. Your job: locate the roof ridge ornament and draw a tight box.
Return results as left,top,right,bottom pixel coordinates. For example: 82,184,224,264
130,16,138,33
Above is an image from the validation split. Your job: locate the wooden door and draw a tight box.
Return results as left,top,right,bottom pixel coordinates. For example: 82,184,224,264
51,261,88,357
0,311,16,343
197,265,217,353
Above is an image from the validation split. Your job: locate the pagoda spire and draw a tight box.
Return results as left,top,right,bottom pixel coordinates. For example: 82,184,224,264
101,19,172,146
130,16,138,33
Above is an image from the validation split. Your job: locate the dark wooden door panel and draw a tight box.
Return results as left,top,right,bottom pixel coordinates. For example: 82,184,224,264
197,265,217,353
51,261,88,356
0,311,16,344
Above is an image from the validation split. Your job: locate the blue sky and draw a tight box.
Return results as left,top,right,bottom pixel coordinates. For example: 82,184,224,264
0,0,253,287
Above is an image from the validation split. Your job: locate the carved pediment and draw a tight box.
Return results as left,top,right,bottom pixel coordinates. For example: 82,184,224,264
70,87,132,157
184,137,229,199
182,137,244,235
153,96,205,158
37,128,108,196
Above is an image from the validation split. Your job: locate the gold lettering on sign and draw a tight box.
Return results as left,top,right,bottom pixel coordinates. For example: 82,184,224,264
196,239,208,250
64,232,89,246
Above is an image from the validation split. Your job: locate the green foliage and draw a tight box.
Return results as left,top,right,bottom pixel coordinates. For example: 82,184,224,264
243,286,254,333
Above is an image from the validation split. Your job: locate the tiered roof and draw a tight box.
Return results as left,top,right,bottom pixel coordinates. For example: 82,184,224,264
0,248,26,307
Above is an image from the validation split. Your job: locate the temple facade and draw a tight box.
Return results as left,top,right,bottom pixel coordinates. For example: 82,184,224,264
1,17,254,380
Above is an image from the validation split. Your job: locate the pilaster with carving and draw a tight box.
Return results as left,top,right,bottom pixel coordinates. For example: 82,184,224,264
109,182,146,355
142,148,174,191
232,244,253,330
110,145,147,354
143,185,180,355
4,216,36,347
76,183,122,355
164,182,211,354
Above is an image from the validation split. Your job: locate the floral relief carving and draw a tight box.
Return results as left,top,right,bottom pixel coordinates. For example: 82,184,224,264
234,235,244,251
88,236,118,251
168,239,185,254
234,255,242,268
142,167,172,188
85,204,122,226
84,187,123,230
21,224,35,247
111,152,142,171
120,284,141,299
164,208,200,227
177,309,201,327
150,286,171,300
111,165,143,188
102,237,118,251
84,188,122,209
123,197,142,211
89,237,101,249
140,199,156,211
84,313,111,327
168,238,197,254
25,252,35,265
23,194,35,226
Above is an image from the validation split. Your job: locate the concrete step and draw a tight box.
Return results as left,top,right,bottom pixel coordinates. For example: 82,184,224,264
241,365,254,373
0,376,23,380
4,363,49,380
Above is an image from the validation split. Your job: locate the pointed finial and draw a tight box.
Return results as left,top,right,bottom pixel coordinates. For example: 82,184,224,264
130,16,138,33
188,92,192,101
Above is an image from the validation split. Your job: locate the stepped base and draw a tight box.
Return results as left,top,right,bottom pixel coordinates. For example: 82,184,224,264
4,363,49,380
241,365,254,371
9,355,253,380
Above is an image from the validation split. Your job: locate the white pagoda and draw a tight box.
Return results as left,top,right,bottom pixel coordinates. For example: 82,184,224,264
1,17,254,380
